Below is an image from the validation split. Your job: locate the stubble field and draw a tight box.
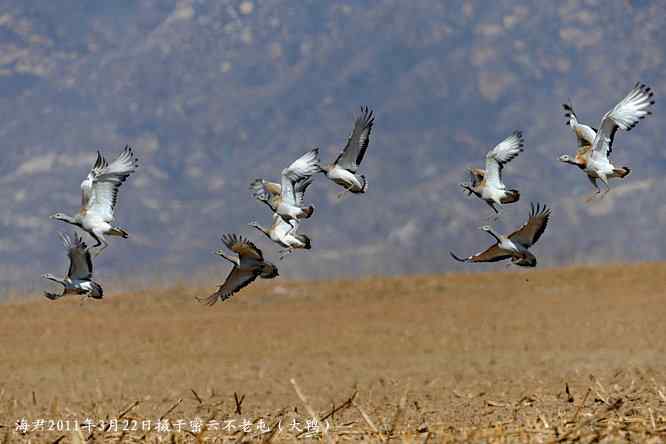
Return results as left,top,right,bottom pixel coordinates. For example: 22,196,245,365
1,262,666,442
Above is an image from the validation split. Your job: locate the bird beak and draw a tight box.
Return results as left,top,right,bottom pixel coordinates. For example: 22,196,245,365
48,215,55,219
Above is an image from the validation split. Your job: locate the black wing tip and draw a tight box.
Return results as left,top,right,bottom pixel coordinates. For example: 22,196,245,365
221,233,257,254
44,292,61,301
358,105,375,127
221,233,237,247
195,293,219,306
529,202,551,218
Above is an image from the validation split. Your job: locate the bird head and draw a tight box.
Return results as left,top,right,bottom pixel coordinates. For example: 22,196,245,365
558,154,573,164
215,249,226,256
480,225,492,232
41,273,58,281
49,213,70,222
459,182,476,197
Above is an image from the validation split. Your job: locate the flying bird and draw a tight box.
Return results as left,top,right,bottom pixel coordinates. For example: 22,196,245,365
50,146,139,255
196,234,279,306
559,83,655,200
250,148,320,224
450,203,551,267
320,106,374,198
249,178,313,259
42,232,103,301
460,131,524,217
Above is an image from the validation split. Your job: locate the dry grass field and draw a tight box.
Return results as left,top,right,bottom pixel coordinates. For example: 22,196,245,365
2,262,666,442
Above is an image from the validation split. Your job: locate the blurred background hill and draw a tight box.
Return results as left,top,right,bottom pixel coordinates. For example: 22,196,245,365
0,0,664,294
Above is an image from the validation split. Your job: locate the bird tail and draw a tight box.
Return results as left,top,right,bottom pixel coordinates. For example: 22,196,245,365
260,263,279,279
500,189,520,204
44,292,63,300
360,175,368,193
90,282,104,299
109,227,129,238
297,234,312,250
614,166,631,178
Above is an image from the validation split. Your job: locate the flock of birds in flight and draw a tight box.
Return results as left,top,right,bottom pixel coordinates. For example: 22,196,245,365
41,83,655,304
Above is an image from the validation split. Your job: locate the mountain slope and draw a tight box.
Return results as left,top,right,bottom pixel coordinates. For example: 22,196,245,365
0,0,664,290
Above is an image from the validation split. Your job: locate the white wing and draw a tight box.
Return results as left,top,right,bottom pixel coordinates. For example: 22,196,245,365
294,177,313,207
591,83,654,161
280,148,320,206
84,146,139,222
80,151,107,209
272,212,298,238
61,232,93,281
484,131,524,188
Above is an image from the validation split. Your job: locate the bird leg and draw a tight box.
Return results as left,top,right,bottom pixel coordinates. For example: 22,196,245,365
597,178,611,200
93,239,109,257
79,291,91,305
336,183,355,200
483,202,501,222
287,220,298,236
279,248,294,260
483,211,501,223
89,233,102,249
584,176,602,203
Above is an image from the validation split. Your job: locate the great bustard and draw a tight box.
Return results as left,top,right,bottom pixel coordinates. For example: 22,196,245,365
50,146,139,255
249,178,313,258
250,148,320,224
450,203,551,267
320,106,374,198
42,232,103,301
196,234,279,306
460,131,524,217
559,83,654,200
